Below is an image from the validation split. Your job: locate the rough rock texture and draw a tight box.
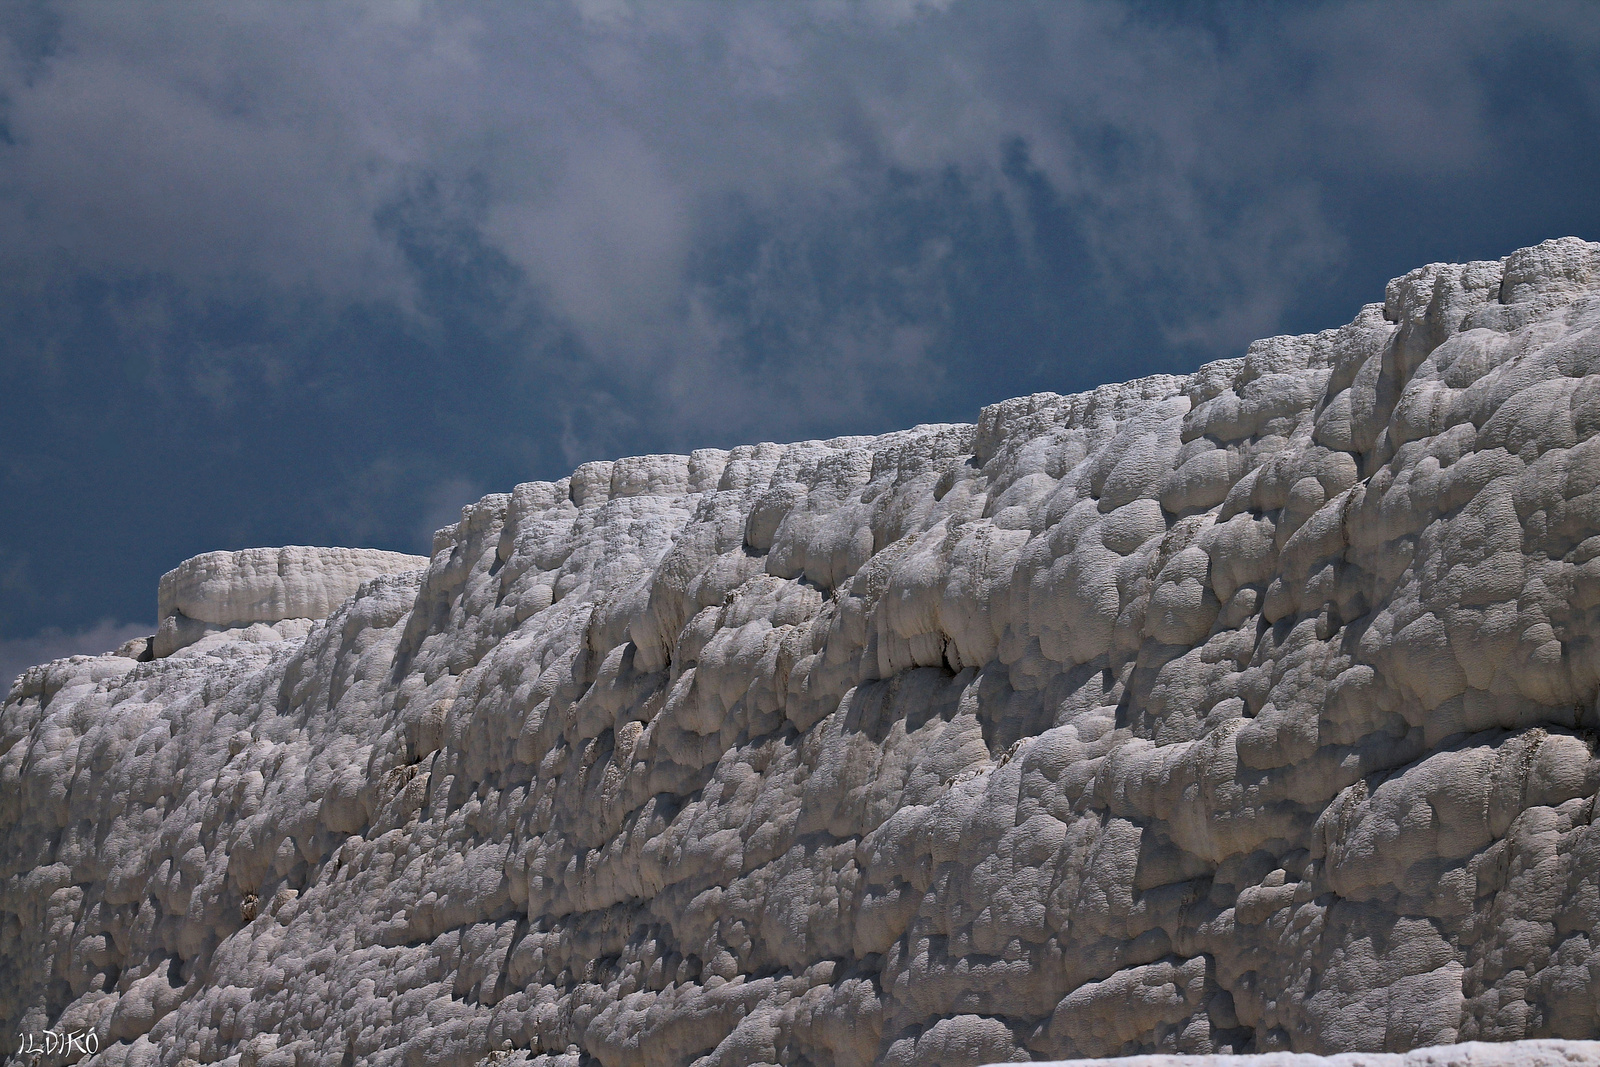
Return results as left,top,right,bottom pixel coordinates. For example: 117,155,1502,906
6,238,1600,1067
1014,1039,1600,1067
153,548,430,657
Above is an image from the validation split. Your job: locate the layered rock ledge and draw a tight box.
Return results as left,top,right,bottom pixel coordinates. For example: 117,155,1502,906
5,238,1600,1066
153,547,430,657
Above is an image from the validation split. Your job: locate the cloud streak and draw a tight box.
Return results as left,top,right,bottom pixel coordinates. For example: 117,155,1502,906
0,618,152,696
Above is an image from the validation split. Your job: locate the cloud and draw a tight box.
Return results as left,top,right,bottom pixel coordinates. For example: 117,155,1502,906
6,0,1563,385
1,1,1594,424
0,619,154,696
5,7,1571,404
415,476,488,553
1,0,1597,642
0,4,407,297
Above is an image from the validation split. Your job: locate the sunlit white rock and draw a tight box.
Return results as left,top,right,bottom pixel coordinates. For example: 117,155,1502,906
6,239,1600,1066
152,545,427,655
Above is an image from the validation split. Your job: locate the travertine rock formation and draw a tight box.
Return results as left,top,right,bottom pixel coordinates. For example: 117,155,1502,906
153,547,432,657
1023,1039,1600,1067
6,238,1600,1067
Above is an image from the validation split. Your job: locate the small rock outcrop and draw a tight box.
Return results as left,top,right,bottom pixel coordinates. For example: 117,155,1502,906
6,239,1600,1067
153,547,430,656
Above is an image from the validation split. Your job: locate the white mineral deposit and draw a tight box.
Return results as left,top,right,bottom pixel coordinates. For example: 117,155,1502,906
7,238,1600,1066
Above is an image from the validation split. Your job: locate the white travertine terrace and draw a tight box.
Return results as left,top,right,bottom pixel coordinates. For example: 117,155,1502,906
152,547,430,657
1015,1040,1600,1067
6,239,1600,1066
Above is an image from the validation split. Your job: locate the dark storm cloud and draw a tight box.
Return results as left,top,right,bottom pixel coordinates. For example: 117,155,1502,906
2,0,1598,680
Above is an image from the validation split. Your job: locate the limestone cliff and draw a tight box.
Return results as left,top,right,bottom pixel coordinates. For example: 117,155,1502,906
7,239,1600,1067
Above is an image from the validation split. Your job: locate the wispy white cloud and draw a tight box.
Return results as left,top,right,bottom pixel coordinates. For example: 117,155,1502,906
0,619,153,695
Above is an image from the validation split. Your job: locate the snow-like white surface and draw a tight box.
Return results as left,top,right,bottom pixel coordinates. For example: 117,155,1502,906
7,239,1600,1066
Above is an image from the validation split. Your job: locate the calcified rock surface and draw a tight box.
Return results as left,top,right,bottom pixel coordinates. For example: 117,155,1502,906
1019,1040,1600,1067
7,239,1600,1067
153,547,431,657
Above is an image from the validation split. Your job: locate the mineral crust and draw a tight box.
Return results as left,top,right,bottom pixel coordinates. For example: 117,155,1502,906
7,239,1600,1066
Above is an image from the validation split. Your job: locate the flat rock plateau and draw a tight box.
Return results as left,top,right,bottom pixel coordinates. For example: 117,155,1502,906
6,239,1600,1067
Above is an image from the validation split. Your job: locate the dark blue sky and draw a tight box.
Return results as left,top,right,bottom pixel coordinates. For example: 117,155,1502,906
3,0,1599,685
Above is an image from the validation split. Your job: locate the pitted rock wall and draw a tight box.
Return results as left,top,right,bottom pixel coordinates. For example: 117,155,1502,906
1016,1039,1600,1067
6,238,1600,1067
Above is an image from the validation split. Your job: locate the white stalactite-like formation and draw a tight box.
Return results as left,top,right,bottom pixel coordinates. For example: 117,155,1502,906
7,239,1600,1067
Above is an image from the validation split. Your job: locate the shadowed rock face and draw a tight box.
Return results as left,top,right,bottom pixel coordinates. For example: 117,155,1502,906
5,238,1600,1067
